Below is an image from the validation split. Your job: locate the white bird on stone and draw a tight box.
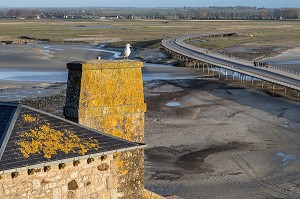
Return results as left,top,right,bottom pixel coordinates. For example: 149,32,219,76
121,43,131,59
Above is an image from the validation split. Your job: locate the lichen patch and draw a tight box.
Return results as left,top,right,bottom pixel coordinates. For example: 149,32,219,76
17,114,99,158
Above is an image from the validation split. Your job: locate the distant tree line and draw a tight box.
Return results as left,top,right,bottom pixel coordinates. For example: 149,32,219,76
177,7,300,20
0,7,299,20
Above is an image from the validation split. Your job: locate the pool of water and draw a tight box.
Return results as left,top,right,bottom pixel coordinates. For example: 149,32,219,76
165,102,181,107
0,69,68,82
0,46,186,83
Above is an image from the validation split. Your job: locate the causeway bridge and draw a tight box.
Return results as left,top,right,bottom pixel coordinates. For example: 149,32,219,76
162,33,300,99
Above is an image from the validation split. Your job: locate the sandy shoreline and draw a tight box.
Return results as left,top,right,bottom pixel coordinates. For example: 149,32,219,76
262,47,300,72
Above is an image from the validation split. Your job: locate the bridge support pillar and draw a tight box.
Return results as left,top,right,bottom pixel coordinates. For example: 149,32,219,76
284,87,287,95
272,84,275,96
225,69,228,80
232,71,235,80
218,67,221,79
208,65,210,74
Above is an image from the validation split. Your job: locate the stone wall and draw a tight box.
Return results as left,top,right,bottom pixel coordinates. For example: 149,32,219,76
64,60,147,199
0,154,117,199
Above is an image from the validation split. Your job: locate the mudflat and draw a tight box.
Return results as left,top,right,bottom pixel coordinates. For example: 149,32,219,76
1,45,300,199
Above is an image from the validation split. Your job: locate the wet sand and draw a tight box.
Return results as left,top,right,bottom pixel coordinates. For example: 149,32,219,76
1,45,300,199
144,79,300,198
262,47,300,72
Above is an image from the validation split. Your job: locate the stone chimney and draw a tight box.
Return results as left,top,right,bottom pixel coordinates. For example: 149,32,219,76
64,60,146,198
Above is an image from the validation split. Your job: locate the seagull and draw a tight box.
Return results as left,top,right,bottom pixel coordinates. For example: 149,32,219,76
121,43,131,59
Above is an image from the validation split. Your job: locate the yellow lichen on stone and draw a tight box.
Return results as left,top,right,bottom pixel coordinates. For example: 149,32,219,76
143,190,166,199
65,60,147,198
80,67,144,108
23,114,36,122
17,114,99,158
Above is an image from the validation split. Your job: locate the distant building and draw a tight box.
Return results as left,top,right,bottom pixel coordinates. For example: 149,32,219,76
106,16,119,20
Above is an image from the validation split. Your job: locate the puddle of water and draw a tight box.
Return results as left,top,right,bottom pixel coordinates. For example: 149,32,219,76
269,60,300,65
283,121,300,129
276,152,294,166
43,46,62,53
166,102,181,107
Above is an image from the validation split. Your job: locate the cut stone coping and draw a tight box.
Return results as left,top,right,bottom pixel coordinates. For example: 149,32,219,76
67,60,143,70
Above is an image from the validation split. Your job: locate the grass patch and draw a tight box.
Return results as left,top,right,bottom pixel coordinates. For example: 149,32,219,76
0,19,299,50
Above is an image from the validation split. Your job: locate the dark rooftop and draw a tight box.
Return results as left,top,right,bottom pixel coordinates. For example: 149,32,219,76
0,102,145,173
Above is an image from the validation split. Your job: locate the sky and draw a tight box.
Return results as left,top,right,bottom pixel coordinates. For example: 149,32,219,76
1,0,300,8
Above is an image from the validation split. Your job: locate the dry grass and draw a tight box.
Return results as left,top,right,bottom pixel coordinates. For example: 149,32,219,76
0,19,300,48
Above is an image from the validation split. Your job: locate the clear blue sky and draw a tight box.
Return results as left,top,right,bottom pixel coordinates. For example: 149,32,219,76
1,0,300,8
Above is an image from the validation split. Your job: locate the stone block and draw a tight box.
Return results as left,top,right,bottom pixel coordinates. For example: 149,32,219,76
110,189,118,199
52,188,61,199
32,179,41,190
70,172,78,179
106,175,118,190
68,180,78,190
64,60,147,199
97,163,110,171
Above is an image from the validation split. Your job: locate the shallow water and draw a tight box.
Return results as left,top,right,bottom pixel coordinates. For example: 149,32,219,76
263,48,300,72
0,69,67,82
0,45,186,83
165,102,181,107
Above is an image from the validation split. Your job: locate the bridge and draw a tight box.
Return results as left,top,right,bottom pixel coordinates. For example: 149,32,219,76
162,33,300,99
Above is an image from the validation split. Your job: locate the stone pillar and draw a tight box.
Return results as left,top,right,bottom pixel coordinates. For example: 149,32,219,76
64,60,146,199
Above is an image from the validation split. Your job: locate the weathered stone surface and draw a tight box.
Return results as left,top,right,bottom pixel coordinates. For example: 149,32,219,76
32,179,41,190
67,191,76,199
107,175,118,190
68,180,78,190
52,188,61,199
97,163,109,171
0,156,115,198
70,172,78,179
64,60,147,199
143,190,167,199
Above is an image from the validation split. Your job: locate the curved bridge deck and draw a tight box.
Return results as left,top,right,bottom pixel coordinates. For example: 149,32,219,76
162,34,300,92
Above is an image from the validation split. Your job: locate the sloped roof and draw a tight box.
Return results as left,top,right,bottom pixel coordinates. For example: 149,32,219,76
0,102,145,173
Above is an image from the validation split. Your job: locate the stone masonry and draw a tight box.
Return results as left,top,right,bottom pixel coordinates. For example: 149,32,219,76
64,60,147,199
0,154,118,199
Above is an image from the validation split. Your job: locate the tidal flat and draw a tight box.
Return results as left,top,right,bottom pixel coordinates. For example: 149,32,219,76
1,19,300,198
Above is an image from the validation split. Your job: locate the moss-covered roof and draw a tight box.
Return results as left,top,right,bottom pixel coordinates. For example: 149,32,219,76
0,102,144,173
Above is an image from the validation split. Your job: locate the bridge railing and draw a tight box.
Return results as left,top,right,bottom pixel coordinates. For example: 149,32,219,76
177,34,300,77
162,37,300,91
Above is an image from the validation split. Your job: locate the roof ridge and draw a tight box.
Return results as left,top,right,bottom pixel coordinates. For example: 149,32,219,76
0,104,22,159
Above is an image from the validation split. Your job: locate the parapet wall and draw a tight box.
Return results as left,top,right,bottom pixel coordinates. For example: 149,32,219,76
0,155,117,198
64,60,147,198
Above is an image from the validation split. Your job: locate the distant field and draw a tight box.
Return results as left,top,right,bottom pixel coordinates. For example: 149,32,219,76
0,19,300,49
